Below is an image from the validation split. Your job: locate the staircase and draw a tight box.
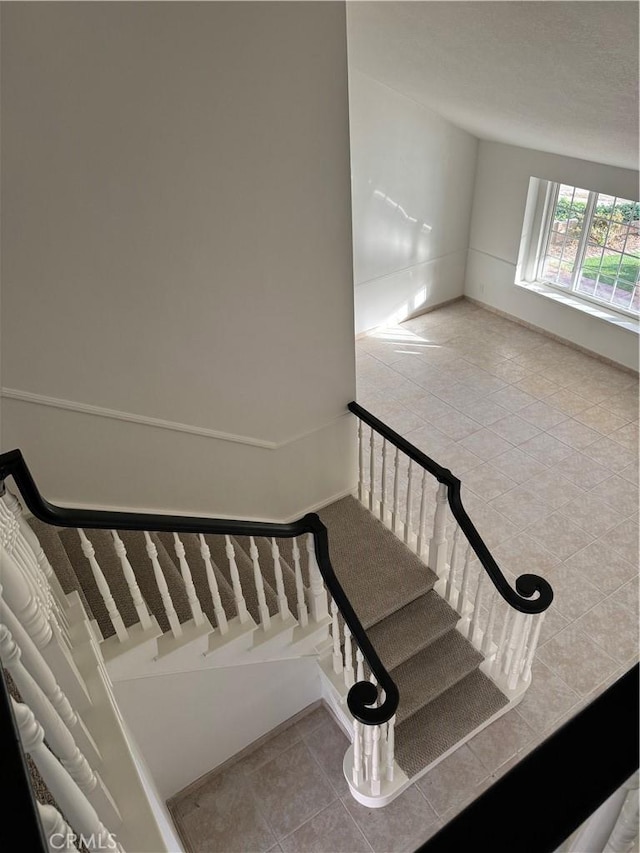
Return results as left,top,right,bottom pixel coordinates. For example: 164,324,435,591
0,404,553,849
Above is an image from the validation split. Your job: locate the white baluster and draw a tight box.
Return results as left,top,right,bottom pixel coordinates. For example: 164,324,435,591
380,438,388,522
428,483,449,577
0,583,91,712
0,502,53,627
417,469,429,557
492,607,513,679
2,493,59,594
469,570,487,647
0,596,99,763
343,624,354,689
371,725,382,796
143,532,182,637
0,545,51,647
78,530,128,643
404,460,414,545
482,587,499,656
357,419,364,502
38,803,80,853
457,542,473,614
306,534,329,622
270,539,289,621
291,539,308,628
392,448,400,534
508,614,533,691
12,700,118,852
386,715,396,781
224,536,250,624
248,537,271,631
0,625,98,797
363,722,372,782
198,535,229,635
604,776,639,853
521,612,545,683
356,647,365,683
446,525,461,604
352,719,363,788
369,428,376,512
172,533,205,626
110,532,152,630
330,600,343,675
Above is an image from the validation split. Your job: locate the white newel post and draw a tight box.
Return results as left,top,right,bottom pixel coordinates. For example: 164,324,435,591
248,537,271,631
352,720,363,787
270,539,289,621
428,483,449,578
291,539,308,628
521,613,545,683
224,536,250,625
13,700,121,852
78,531,129,643
371,725,382,796
143,532,183,638
110,532,152,630
198,535,229,635
172,534,205,626
305,534,328,623
38,802,81,853
386,715,396,782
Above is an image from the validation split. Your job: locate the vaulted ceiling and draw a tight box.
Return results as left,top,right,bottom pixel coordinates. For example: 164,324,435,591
347,1,639,170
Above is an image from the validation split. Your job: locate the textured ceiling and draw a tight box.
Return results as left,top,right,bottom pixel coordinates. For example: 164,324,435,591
347,1,639,170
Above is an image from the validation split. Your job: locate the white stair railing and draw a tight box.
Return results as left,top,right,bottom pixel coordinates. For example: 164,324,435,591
110,532,153,630
291,539,308,628
13,699,123,853
38,802,81,853
224,535,250,624
248,536,271,631
78,531,129,643
198,535,229,634
172,533,205,627
270,538,289,621
143,532,182,638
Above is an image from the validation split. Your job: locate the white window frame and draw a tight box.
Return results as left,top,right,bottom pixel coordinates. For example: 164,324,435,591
517,178,639,322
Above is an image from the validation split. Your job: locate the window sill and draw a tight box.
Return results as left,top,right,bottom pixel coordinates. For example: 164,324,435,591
515,279,640,335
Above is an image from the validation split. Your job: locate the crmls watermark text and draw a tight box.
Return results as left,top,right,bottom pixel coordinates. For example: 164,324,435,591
50,832,119,850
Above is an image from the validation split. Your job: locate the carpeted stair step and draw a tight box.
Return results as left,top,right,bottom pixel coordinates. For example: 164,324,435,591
395,669,509,777
245,536,299,616
58,528,140,639
317,496,436,628
28,517,91,616
366,591,461,673
201,534,279,625
392,630,484,726
156,532,236,630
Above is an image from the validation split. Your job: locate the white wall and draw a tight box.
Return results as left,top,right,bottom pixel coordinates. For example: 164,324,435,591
113,658,321,799
466,141,639,370
1,2,356,518
348,69,478,334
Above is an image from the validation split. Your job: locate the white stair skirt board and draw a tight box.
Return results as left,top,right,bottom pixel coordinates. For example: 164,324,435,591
101,619,164,680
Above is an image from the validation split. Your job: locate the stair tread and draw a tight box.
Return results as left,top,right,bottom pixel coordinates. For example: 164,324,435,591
395,669,509,778
392,630,483,725
156,532,236,630
58,528,140,637
318,496,437,628
367,590,460,673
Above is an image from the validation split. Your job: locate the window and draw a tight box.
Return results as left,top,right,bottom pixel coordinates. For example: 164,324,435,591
536,182,640,317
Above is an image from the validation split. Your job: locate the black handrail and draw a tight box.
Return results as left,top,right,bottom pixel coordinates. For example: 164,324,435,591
349,401,553,615
0,449,398,726
419,664,639,852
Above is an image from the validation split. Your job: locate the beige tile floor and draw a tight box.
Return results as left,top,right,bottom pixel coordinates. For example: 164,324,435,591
171,300,638,852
